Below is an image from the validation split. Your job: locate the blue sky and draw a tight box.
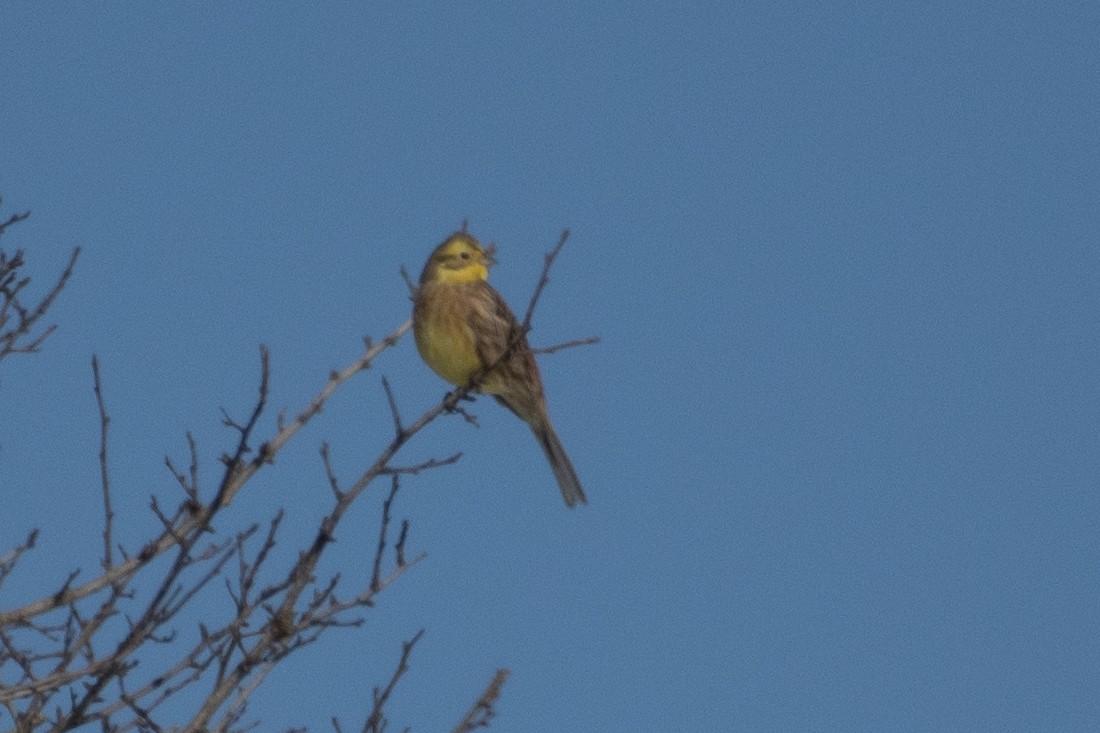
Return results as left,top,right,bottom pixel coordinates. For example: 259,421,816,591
2,2,1099,730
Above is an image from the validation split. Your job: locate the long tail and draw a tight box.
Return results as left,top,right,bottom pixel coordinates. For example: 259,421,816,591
532,418,588,508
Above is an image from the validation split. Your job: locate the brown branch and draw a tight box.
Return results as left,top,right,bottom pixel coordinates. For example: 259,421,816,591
379,452,462,476
370,477,401,593
164,432,201,507
214,345,272,508
176,322,473,732
399,265,417,298
24,246,79,340
380,375,403,435
0,529,38,581
532,336,600,355
213,320,413,509
0,245,80,362
2,320,411,623
520,228,571,333
395,520,410,569
320,442,344,500
0,227,580,729
362,629,425,733
92,355,115,570
451,669,511,733
0,199,31,237
3,323,413,727
455,228,575,407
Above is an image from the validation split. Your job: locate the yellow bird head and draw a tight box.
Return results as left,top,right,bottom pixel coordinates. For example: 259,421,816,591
419,232,496,285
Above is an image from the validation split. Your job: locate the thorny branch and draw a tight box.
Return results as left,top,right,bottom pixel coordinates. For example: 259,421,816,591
1,228,585,732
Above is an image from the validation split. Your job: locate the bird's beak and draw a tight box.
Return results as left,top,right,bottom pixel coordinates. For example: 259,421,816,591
483,251,498,267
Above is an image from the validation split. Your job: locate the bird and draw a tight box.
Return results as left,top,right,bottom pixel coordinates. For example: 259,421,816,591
412,231,587,507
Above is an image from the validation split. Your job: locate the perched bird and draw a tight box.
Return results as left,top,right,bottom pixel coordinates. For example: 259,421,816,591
412,232,587,507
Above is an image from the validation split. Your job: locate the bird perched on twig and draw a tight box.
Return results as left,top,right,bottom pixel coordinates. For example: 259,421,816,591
412,232,587,508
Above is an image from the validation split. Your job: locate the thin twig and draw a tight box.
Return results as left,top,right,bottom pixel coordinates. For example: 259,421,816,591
532,336,600,355
379,453,461,476
28,247,80,337
2,315,424,730
394,521,410,569
380,375,403,435
370,477,401,593
320,443,344,500
363,629,425,733
520,229,571,332
213,320,412,510
0,200,31,237
450,669,511,733
92,356,115,570
0,529,38,579
0,227,579,729
214,345,271,508
441,228,575,417
399,265,417,299
0,246,80,360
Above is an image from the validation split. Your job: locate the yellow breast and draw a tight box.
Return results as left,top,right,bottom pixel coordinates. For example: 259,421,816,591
413,281,484,387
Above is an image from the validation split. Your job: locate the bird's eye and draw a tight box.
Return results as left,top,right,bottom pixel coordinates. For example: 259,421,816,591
460,251,470,260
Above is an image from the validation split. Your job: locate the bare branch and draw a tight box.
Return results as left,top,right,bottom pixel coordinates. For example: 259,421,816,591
0,243,80,363
399,265,417,299
370,477,401,593
394,520,410,569
379,452,461,477
0,198,31,237
380,375,403,435
451,669,511,733
520,228,571,333
442,228,577,420
0,529,38,582
320,442,344,500
92,355,115,570
362,629,425,733
165,432,202,507
532,336,600,355
213,320,412,509
0,216,28,239
0,225,582,730
214,345,272,508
